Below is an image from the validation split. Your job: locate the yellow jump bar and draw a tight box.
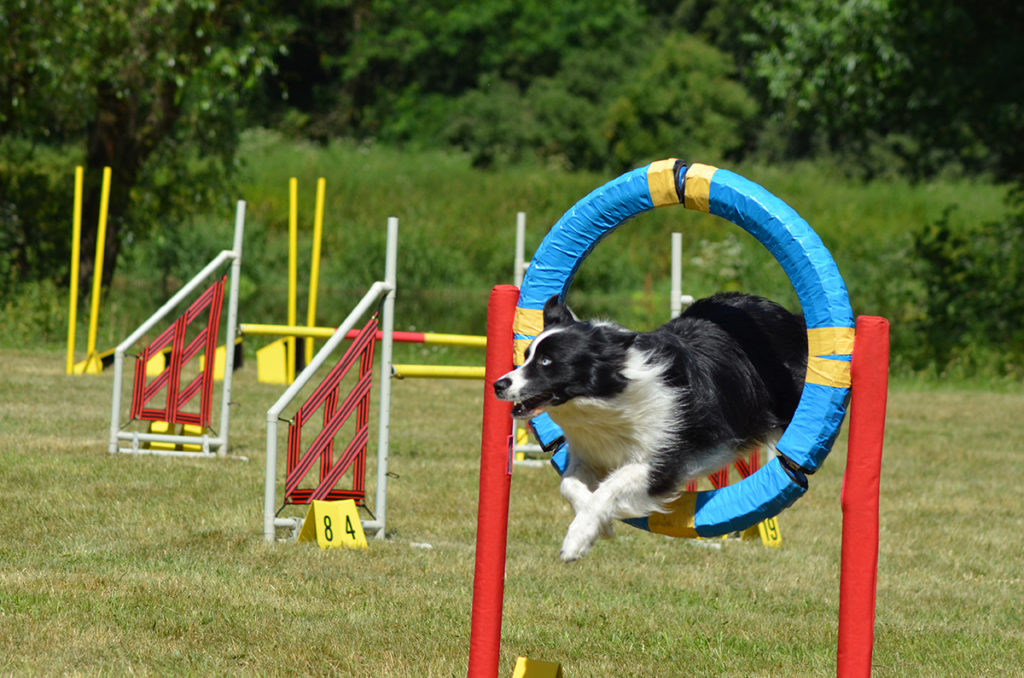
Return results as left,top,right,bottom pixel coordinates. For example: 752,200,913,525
240,323,486,348
391,364,485,380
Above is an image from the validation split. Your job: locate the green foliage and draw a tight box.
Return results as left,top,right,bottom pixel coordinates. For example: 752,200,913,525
301,0,648,140
1,0,288,292
744,0,1024,179
750,0,905,147
0,141,76,297
0,279,66,345
604,32,758,169
445,33,757,171
12,136,1016,381
4,0,1024,382
906,205,1024,376
254,0,1024,181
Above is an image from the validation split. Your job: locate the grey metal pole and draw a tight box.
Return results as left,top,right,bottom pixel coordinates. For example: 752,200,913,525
671,232,682,318
514,211,527,288
217,201,246,457
372,217,398,539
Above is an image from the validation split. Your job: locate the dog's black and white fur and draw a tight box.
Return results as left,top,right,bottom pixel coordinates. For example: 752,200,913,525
493,292,807,561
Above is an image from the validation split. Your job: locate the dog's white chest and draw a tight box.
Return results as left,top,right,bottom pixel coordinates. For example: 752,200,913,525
548,355,676,473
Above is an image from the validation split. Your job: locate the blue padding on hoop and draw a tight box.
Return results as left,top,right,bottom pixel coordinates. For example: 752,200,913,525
692,458,806,535
550,444,569,474
518,165,653,311
707,170,853,331
529,413,565,450
777,382,850,471
622,458,806,536
517,160,853,537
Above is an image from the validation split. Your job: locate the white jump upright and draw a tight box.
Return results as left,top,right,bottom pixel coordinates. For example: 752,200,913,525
513,211,528,288
670,231,695,317
108,201,246,458
263,217,398,542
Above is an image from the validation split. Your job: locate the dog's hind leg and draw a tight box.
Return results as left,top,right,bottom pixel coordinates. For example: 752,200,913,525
559,462,661,562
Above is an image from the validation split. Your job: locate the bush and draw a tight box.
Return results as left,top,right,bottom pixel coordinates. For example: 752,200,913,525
445,32,757,172
604,32,758,169
906,203,1024,377
0,141,76,298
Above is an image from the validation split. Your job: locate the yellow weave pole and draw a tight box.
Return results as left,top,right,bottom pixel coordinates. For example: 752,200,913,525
66,166,84,374
287,177,298,383
305,177,326,362
83,166,111,374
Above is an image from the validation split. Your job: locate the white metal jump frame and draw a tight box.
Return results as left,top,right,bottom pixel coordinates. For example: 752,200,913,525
262,217,398,542
108,201,246,458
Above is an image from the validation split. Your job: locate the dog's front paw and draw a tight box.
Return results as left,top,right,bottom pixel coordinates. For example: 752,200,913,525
559,514,602,562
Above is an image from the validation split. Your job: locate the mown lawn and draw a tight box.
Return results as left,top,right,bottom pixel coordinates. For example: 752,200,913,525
1,348,1022,676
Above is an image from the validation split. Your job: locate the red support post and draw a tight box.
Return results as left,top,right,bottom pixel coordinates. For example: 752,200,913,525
467,285,518,678
837,316,890,677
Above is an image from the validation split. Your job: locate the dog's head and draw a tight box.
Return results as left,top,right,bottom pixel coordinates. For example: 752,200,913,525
493,295,634,419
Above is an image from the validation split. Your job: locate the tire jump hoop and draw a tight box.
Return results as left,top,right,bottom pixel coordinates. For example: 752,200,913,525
470,161,888,677
513,159,854,537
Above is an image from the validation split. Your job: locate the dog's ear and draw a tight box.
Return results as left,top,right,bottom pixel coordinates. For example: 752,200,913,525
542,294,577,328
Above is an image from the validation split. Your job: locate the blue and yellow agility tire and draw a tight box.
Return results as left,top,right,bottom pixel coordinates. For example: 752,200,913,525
513,160,853,538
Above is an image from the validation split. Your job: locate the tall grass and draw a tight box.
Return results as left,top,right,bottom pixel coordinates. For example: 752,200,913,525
5,130,1014,377
231,132,1012,322
1,349,1022,676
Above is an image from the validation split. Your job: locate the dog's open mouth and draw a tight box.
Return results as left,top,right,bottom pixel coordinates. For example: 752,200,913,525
511,393,553,419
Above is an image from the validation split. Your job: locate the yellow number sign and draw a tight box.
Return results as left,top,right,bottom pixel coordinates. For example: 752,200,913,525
297,499,368,550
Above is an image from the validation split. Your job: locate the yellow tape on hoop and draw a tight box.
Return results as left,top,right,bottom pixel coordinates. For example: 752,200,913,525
683,163,717,212
805,326,855,388
513,306,544,366
647,159,681,207
645,493,699,539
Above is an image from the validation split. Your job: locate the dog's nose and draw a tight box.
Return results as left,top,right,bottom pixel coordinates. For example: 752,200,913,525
493,376,511,398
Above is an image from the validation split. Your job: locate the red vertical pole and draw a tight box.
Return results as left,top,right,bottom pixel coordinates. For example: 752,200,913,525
467,285,518,678
837,316,889,677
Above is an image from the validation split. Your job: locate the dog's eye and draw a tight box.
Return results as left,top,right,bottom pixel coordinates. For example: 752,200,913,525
539,356,552,367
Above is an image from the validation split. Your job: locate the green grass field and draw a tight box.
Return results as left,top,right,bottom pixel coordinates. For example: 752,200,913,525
2,347,1022,676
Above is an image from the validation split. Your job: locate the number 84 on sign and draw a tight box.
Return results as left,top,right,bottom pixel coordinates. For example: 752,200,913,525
297,499,368,550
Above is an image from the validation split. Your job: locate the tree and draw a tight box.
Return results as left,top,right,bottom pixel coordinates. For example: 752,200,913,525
603,32,758,169
745,0,1024,179
265,0,649,144
0,0,285,292
748,0,910,161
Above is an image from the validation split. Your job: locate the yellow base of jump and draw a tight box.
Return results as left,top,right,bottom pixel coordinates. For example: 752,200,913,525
181,424,207,452
512,657,563,678
143,421,209,452
256,338,290,384
198,344,231,381
146,420,179,450
71,352,105,375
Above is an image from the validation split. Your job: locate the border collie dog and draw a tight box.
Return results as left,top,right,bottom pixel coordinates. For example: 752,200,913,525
493,292,807,561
